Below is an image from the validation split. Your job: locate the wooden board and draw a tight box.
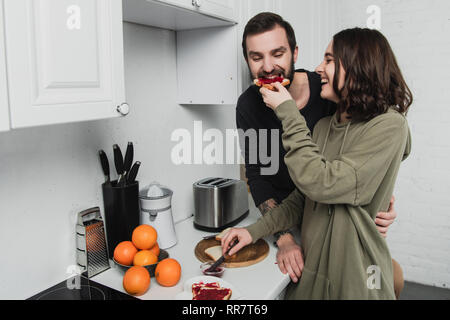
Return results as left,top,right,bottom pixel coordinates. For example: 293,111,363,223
194,238,269,268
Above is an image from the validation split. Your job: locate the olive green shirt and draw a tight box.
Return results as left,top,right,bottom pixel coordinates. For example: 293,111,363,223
246,100,411,300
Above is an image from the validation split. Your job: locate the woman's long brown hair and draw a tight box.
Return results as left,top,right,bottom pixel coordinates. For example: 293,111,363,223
332,28,413,121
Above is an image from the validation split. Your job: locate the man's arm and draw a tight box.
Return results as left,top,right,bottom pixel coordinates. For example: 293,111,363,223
258,198,278,215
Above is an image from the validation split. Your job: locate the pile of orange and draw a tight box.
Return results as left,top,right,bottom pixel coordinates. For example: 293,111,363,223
113,224,181,296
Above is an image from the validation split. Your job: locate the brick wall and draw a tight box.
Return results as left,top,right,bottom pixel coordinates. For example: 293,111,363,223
332,0,450,290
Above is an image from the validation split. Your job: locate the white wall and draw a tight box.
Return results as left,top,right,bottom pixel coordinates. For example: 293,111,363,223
0,22,239,299
278,0,338,71
279,0,450,289
335,0,450,289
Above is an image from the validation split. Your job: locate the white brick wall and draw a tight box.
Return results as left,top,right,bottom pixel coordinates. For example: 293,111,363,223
333,0,450,289
270,0,450,288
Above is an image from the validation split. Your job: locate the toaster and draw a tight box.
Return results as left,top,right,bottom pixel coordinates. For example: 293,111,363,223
193,177,249,232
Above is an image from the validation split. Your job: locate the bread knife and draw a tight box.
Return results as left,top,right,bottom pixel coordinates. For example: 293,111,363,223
207,238,239,272
202,234,218,240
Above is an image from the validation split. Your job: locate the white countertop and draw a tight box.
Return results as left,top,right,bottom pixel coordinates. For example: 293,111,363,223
92,197,290,300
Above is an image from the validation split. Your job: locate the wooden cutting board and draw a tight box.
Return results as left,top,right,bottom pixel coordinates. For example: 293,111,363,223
194,238,269,268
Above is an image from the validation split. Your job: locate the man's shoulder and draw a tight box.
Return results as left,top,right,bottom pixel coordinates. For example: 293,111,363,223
295,68,320,79
237,85,259,106
236,85,262,117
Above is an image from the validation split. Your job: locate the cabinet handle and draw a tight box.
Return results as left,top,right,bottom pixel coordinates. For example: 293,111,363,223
117,103,130,116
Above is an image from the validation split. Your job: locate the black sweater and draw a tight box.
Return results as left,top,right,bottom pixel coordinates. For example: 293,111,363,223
236,69,336,207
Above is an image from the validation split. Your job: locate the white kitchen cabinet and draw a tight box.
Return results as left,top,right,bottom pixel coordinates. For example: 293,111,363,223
194,0,236,22
0,0,10,132
3,0,126,129
154,0,193,8
177,25,238,105
124,0,239,106
155,0,236,23
124,0,237,30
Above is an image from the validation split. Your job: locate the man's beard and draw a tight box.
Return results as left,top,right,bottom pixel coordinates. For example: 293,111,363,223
248,58,296,89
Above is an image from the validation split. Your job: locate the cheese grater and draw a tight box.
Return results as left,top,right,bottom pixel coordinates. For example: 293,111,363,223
76,207,110,278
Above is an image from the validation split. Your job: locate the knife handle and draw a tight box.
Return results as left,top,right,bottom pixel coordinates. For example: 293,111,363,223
123,142,134,175
98,150,110,182
207,238,239,272
127,161,141,184
226,238,240,256
113,144,124,178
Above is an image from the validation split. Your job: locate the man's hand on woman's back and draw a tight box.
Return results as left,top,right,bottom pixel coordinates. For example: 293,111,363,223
376,196,397,238
276,233,304,283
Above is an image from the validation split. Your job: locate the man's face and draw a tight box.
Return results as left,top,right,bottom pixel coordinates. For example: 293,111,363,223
245,26,298,84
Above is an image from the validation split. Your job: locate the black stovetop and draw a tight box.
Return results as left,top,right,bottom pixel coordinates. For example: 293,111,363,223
27,275,138,300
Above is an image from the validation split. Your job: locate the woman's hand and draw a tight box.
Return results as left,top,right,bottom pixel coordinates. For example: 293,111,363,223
221,227,253,256
260,82,294,110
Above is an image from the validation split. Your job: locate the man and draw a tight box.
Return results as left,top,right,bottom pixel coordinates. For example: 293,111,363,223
236,12,398,288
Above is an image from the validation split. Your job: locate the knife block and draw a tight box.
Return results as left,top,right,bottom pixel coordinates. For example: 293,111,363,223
102,181,140,259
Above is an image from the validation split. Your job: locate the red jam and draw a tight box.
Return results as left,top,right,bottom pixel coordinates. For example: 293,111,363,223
202,267,224,277
258,76,284,84
192,282,219,295
193,288,231,300
192,282,231,300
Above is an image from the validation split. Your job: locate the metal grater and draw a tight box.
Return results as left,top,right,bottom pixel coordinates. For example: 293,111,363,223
76,207,110,278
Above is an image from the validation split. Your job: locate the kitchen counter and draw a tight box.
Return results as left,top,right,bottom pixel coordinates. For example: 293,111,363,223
92,196,291,300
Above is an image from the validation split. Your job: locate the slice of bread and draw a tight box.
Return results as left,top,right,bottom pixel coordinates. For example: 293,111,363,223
253,78,290,91
215,227,231,241
204,245,223,261
192,282,232,300
192,282,220,296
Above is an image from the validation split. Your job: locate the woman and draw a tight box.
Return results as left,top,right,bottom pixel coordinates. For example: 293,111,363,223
222,28,412,300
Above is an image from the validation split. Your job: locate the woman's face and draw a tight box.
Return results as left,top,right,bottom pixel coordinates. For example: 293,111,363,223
315,41,345,103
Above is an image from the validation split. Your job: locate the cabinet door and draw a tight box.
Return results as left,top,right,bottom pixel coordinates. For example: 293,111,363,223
154,0,193,10
155,0,237,22
195,0,236,22
4,0,126,129
0,0,10,132
177,26,238,105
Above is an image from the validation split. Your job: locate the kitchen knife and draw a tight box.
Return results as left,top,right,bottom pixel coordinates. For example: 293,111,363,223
118,142,134,187
123,142,134,176
113,144,124,184
98,150,110,183
202,235,217,240
127,161,141,184
207,238,239,272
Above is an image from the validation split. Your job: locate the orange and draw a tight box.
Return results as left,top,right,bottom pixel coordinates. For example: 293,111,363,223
114,241,138,266
155,258,181,287
133,250,158,266
132,225,158,250
123,266,150,296
149,242,160,257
